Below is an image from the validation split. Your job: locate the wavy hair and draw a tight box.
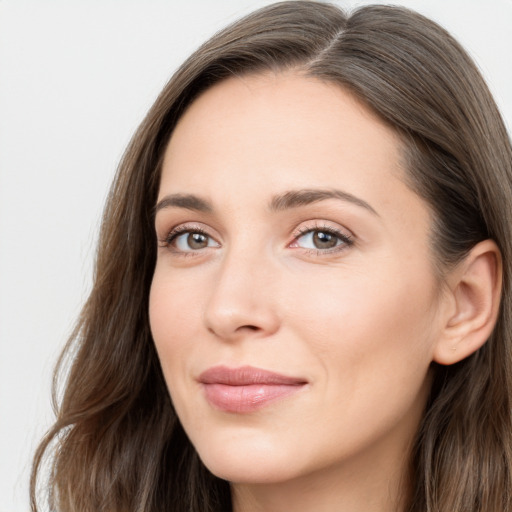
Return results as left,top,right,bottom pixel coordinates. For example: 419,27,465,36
31,2,512,511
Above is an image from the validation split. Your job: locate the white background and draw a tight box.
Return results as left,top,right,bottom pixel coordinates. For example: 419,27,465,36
1,1,511,511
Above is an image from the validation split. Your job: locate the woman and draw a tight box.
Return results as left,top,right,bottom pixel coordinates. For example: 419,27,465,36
31,2,512,511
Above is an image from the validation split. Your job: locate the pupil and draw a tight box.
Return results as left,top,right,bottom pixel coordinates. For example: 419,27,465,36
188,232,208,249
313,231,337,249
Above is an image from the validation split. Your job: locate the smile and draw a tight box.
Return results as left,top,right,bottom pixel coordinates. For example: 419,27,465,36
198,365,308,413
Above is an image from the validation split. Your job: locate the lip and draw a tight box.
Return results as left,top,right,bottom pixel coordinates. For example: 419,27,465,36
198,365,307,413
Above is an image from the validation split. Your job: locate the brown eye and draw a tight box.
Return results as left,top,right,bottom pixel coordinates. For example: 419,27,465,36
169,230,219,252
312,231,338,249
187,232,209,249
293,228,353,252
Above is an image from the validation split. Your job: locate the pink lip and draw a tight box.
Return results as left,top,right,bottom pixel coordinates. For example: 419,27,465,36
198,365,307,413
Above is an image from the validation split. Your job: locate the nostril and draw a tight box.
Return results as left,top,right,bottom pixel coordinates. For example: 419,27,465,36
240,325,260,331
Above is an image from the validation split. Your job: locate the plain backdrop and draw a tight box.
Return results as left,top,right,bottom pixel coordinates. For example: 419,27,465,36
1,1,511,511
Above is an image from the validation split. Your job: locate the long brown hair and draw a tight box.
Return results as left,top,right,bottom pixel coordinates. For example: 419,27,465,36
31,2,512,511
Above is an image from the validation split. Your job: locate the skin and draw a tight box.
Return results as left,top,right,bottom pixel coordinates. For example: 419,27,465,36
149,72,460,511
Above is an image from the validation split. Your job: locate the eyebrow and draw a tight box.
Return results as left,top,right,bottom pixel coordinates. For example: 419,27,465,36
154,188,378,216
269,189,379,216
155,194,213,214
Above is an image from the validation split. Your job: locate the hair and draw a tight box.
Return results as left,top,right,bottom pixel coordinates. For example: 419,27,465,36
31,2,512,511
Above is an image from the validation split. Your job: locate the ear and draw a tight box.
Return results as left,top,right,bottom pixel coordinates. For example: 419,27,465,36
433,239,502,365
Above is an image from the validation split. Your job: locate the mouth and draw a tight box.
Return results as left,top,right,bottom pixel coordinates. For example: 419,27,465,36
198,365,308,413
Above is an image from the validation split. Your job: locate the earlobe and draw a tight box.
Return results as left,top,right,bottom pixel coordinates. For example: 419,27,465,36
433,240,502,366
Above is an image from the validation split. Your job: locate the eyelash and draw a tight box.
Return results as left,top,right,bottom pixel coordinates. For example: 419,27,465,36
291,224,353,255
158,223,353,257
159,225,212,253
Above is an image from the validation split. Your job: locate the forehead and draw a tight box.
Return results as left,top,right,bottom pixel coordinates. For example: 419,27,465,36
168,72,401,164
162,73,427,220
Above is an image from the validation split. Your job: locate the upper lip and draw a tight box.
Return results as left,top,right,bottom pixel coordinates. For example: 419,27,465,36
199,365,307,386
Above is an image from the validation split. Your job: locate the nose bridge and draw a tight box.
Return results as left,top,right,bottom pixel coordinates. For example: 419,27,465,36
204,238,280,340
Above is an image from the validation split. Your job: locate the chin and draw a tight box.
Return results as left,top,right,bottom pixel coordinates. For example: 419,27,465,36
203,457,295,485
191,431,299,484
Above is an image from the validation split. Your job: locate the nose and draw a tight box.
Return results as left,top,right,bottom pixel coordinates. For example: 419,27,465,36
204,250,280,341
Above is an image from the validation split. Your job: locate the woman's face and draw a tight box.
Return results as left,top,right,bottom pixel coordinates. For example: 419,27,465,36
150,73,447,487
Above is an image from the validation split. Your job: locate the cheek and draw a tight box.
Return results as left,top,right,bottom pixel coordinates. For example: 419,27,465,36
148,269,203,376
290,266,432,333
148,269,209,434
280,266,438,453
283,261,439,389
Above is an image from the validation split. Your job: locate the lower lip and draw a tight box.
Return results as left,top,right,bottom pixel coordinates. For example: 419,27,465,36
203,383,305,413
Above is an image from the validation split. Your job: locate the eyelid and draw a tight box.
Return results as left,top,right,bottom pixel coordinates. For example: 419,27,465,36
288,221,354,254
158,222,221,253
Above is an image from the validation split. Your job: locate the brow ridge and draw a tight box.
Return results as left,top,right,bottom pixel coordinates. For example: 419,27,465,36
154,194,213,214
154,188,378,217
269,188,378,215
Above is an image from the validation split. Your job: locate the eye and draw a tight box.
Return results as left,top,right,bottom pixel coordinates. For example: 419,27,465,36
291,227,353,252
165,228,220,252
